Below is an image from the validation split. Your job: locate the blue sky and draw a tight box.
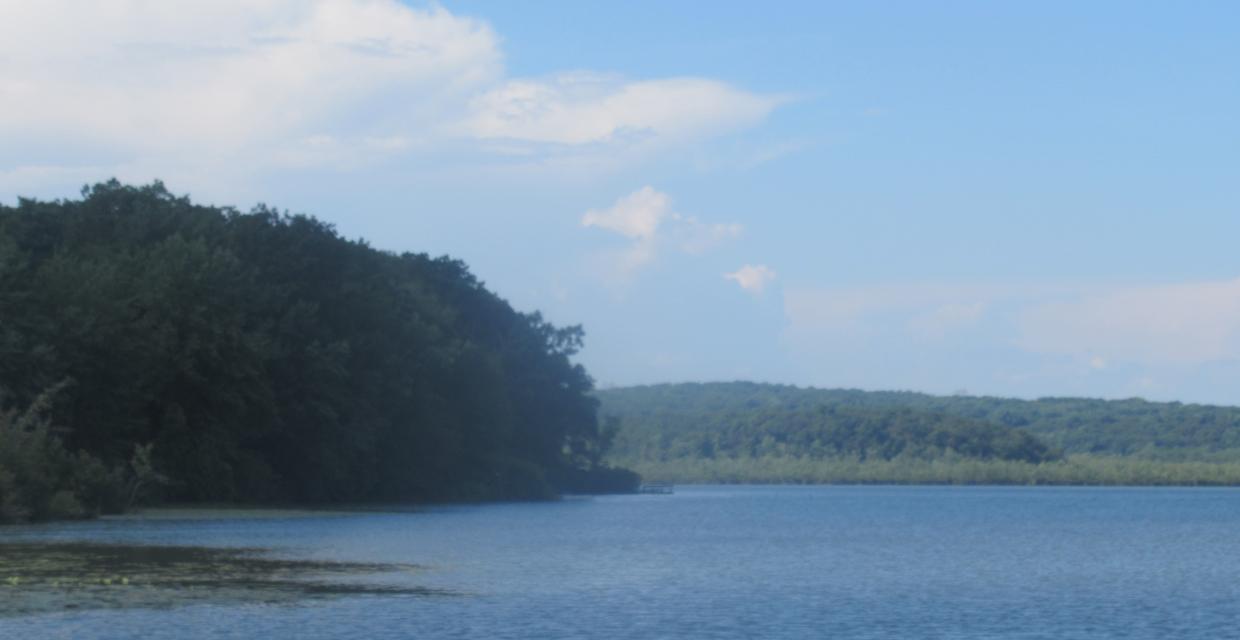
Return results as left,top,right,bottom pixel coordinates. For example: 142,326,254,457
3,1,1240,403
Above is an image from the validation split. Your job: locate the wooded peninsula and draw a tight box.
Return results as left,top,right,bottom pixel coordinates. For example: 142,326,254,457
0,181,635,523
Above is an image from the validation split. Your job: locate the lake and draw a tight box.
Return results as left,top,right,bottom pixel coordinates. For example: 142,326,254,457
2,486,1239,639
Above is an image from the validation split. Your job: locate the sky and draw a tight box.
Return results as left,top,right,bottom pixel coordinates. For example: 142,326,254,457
3,1,1240,404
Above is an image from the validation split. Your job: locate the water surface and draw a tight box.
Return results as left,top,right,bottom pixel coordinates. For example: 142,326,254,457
2,486,1238,639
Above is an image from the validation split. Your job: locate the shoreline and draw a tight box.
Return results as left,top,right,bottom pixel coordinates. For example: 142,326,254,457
616,454,1240,487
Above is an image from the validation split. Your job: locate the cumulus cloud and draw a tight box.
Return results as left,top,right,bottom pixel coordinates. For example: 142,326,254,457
580,186,669,278
0,2,782,198
582,186,742,281
1,2,498,162
724,264,776,294
581,186,669,240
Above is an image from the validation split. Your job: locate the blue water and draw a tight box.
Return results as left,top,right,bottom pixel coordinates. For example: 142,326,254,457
3,486,1240,639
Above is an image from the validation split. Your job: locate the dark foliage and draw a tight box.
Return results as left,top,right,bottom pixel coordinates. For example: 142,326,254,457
0,180,628,507
0,385,128,523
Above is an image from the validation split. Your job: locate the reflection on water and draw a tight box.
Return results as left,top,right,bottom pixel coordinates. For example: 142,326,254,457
0,542,446,616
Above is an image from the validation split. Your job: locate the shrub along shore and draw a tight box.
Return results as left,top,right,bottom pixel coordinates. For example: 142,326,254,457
615,455,1240,486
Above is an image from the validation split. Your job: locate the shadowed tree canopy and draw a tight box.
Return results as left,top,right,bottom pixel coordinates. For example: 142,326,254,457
0,180,636,507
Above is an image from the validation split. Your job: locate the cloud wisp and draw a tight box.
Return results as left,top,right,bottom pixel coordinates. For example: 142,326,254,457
581,186,742,282
725,264,777,294
466,73,781,146
581,186,670,241
780,277,1240,401
783,284,1006,341
1016,278,1240,367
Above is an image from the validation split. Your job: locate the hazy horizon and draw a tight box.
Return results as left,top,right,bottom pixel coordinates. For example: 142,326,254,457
594,378,1240,407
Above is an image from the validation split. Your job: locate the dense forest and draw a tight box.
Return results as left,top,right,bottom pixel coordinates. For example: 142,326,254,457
599,383,1240,485
0,181,635,522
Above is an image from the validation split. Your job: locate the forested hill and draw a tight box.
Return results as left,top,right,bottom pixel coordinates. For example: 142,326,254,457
598,382,1240,466
597,383,1060,465
0,181,634,520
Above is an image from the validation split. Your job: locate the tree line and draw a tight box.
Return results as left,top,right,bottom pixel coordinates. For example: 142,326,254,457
599,383,1060,465
598,382,1240,484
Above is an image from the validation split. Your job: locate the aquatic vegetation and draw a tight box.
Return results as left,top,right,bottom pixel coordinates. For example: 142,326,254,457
0,542,449,617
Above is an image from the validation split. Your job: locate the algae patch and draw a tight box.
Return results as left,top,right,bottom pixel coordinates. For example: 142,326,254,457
0,542,447,616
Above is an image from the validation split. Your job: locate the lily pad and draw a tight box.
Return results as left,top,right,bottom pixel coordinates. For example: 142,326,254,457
0,542,451,616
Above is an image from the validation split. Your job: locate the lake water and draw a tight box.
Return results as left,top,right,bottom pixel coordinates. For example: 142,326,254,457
3,485,1240,639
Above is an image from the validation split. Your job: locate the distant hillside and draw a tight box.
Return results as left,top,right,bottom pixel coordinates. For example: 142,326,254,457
819,390,1240,458
597,383,1240,485
599,383,1059,465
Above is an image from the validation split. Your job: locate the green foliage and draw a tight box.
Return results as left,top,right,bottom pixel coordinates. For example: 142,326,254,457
600,383,1060,467
0,181,624,508
0,386,126,523
770,387,1240,457
600,383,1240,485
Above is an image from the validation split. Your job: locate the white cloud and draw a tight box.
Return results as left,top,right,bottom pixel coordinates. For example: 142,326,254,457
0,2,782,198
1,2,498,161
676,216,743,255
725,264,776,294
581,186,667,278
466,73,780,146
581,186,669,240
582,187,742,281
